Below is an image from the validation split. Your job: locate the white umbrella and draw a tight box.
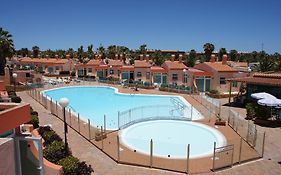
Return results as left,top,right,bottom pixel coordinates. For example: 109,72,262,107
257,98,281,107
251,92,276,100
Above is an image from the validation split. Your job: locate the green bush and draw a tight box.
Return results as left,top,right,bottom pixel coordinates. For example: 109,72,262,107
58,156,79,175
76,161,94,175
245,103,256,118
209,89,219,95
42,130,62,146
30,114,39,129
255,105,270,120
43,141,69,163
38,126,52,136
11,96,22,103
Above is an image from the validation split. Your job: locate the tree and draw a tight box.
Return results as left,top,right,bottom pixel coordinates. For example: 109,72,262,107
97,44,105,59
66,48,75,58
203,43,215,61
218,48,227,61
273,52,281,71
77,46,84,63
32,46,40,58
152,50,165,66
139,44,147,54
229,50,238,61
17,48,29,57
258,51,273,72
0,27,15,75
87,44,94,59
185,49,196,67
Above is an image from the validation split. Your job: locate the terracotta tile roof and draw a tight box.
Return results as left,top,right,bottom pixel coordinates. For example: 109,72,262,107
134,60,151,68
19,57,69,64
162,61,187,70
120,65,134,71
203,62,238,72
228,77,281,86
150,66,167,73
86,59,102,66
108,59,123,67
253,73,281,79
187,68,213,76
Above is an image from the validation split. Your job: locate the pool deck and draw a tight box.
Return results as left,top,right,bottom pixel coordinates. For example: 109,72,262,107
18,83,281,175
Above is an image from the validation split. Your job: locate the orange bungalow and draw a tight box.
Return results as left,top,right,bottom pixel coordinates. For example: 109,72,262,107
134,54,152,83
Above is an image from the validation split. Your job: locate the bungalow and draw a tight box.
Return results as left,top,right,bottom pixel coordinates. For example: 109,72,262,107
151,66,168,84
18,55,74,75
107,56,124,79
185,68,213,92
161,54,188,85
194,55,245,92
134,55,152,83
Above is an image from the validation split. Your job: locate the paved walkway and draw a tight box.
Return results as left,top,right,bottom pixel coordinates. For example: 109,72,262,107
18,86,281,175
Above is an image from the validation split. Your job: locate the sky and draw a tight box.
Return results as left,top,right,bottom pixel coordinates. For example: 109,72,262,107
1,0,281,53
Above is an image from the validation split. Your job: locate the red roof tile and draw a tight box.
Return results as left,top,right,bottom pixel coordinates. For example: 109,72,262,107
188,68,213,76
228,77,281,86
203,62,238,72
150,66,167,73
19,57,69,64
134,60,151,68
162,61,187,70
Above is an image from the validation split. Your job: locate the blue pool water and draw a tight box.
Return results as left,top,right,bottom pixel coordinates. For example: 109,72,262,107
120,120,226,159
43,86,203,129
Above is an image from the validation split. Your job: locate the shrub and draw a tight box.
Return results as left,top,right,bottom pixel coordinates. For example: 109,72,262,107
38,126,52,136
42,130,62,146
76,161,94,175
58,156,79,175
245,103,256,118
209,89,219,95
43,141,69,163
11,96,22,103
70,71,76,77
26,114,39,129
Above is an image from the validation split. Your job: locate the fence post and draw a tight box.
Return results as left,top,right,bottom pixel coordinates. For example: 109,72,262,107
78,113,80,132
150,139,153,168
117,135,120,162
246,120,250,142
212,142,216,170
101,126,104,150
190,106,193,120
56,101,58,116
50,98,53,113
104,115,106,133
129,109,131,122
238,137,243,164
261,132,266,157
118,111,120,130
88,119,91,140
68,108,71,126
186,144,190,174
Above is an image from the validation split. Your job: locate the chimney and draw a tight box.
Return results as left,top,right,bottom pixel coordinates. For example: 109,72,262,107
115,54,118,60
140,54,143,61
222,54,228,64
210,54,216,63
120,54,123,61
66,54,70,59
179,54,183,63
171,54,175,62
55,54,59,59
146,54,149,62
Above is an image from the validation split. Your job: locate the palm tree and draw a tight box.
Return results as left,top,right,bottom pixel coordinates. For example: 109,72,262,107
218,48,227,61
0,27,15,75
229,50,238,61
87,44,94,59
185,49,196,67
97,44,105,59
152,50,165,66
258,51,273,72
139,44,147,54
203,43,215,61
32,46,40,58
77,46,84,63
17,48,29,57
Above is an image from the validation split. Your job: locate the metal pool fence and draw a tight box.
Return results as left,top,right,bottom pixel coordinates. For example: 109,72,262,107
27,85,265,174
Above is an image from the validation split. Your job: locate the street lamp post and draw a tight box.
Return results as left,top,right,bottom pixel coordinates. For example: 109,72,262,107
12,73,18,92
59,97,69,153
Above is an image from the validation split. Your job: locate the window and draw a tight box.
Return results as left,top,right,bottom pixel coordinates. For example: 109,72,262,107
220,77,226,84
55,66,60,70
172,74,178,81
183,74,189,83
137,72,142,77
146,72,150,80
232,81,238,87
88,68,92,73
26,73,31,77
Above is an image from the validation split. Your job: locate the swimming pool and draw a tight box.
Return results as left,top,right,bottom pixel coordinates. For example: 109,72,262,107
43,86,203,129
120,120,226,159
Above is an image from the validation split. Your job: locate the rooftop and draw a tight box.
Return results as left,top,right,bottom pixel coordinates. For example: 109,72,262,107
134,60,151,68
18,57,69,64
162,60,187,70
203,62,238,72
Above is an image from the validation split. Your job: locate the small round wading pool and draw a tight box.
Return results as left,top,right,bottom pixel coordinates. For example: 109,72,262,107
119,120,226,159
